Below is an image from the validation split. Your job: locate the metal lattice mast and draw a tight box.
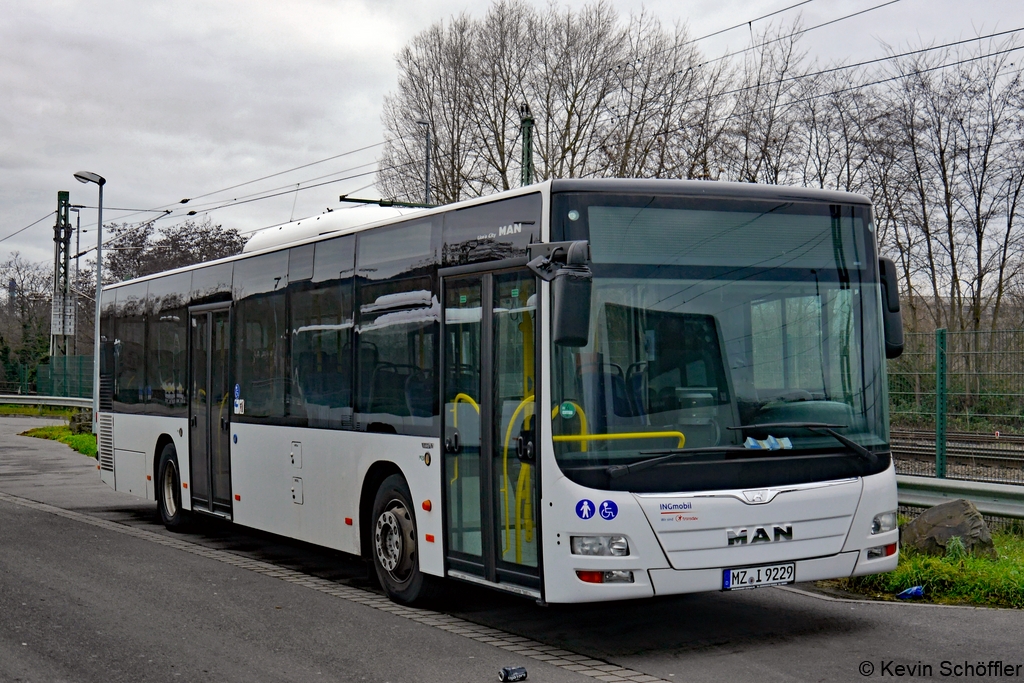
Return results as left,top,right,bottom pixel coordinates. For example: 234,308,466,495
50,191,75,358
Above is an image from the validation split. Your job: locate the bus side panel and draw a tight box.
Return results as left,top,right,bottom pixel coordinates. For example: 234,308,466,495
111,413,188,504
229,424,444,576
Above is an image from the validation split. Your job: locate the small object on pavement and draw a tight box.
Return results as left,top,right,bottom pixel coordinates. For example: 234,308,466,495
499,665,528,681
896,585,924,599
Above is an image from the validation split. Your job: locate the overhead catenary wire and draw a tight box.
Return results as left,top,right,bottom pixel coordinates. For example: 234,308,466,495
70,156,426,259
713,43,1024,127
696,0,904,68
682,0,819,46
0,2,902,245
609,0,903,79
0,214,56,248
711,26,1024,100
98,2,879,233
174,140,387,206
598,35,1024,143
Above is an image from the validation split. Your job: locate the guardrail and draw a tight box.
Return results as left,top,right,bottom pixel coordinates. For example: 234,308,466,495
897,475,1024,520
0,395,92,409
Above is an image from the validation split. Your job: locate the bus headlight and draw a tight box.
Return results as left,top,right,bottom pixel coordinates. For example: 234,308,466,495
871,511,897,535
571,535,630,556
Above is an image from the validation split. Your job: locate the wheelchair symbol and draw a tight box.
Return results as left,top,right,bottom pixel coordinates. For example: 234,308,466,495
599,500,618,520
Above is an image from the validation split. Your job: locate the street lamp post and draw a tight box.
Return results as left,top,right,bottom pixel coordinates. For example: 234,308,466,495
73,171,105,433
416,120,431,206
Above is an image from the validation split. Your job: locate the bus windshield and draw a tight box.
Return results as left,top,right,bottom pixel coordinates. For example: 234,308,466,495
550,193,890,493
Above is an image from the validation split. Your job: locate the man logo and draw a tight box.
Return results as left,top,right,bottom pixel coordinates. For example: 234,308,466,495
742,489,780,504
497,223,523,237
726,524,794,545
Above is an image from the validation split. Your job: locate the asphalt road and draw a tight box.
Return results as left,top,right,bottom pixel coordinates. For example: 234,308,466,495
2,415,1023,683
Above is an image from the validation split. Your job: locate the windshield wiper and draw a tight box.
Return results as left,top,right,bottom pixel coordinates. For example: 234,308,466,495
604,422,878,480
606,446,750,479
728,422,877,464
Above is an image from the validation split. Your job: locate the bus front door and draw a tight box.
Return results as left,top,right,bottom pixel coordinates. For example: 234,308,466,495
189,306,233,516
442,268,539,592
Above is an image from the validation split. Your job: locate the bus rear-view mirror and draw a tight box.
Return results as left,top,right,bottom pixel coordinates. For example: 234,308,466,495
878,257,903,359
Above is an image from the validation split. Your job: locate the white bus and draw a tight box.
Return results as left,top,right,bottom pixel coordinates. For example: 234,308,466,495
96,179,903,604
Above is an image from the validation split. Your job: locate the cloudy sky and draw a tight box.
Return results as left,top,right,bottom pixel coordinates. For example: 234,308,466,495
1,0,1020,266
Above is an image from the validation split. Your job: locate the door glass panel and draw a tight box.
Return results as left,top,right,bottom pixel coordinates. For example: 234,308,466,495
493,272,537,568
211,310,232,508
189,313,209,507
444,277,482,558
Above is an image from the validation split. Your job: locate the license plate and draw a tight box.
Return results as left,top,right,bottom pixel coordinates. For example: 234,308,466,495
723,563,795,590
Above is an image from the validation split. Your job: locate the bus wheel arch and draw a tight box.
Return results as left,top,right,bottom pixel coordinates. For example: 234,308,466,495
359,461,403,561
153,433,176,493
156,439,189,530
370,473,442,604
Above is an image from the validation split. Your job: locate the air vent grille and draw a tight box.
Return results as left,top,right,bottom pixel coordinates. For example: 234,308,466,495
98,413,114,472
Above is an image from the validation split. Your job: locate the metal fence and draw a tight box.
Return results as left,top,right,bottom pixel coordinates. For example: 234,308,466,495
888,329,1024,485
34,355,93,399
0,362,33,394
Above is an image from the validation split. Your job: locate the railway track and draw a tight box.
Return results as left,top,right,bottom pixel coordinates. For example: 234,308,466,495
891,428,1024,484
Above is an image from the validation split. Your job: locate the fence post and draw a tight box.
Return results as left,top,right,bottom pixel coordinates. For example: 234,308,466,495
935,328,948,478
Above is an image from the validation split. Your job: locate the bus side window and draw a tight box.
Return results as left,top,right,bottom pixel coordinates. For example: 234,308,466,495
146,271,190,416
114,282,148,413
354,218,440,437
287,235,356,429
233,252,289,420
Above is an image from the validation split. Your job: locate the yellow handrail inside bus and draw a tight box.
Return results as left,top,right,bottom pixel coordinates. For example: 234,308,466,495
552,431,686,448
449,393,480,485
450,393,480,426
501,394,535,560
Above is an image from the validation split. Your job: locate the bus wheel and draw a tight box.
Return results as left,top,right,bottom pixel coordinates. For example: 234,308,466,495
157,443,189,530
371,474,437,604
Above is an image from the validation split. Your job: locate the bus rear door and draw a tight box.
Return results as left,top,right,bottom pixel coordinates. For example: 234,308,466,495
189,304,233,517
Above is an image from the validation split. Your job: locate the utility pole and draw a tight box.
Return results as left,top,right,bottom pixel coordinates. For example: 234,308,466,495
520,103,534,187
50,191,75,359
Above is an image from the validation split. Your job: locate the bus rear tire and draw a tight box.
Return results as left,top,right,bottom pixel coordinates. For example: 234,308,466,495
157,443,189,530
370,474,440,604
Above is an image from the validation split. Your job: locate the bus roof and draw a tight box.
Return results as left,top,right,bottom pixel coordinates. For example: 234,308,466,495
103,179,871,291
549,178,872,206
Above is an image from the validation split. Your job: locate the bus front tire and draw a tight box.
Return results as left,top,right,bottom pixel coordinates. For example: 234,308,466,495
157,443,189,530
370,474,439,604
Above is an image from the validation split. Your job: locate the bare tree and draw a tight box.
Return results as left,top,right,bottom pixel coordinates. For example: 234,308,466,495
0,252,52,373
525,1,622,180
375,3,1024,336
378,14,479,204
598,12,699,178
468,0,537,192
725,22,807,184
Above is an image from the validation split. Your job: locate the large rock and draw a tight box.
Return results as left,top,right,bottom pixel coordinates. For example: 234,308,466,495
69,409,92,435
901,498,998,559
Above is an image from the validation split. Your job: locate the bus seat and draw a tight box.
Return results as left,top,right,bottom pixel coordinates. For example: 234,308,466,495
405,370,436,418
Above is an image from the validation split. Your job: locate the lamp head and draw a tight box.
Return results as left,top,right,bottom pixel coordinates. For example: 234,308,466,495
74,171,106,186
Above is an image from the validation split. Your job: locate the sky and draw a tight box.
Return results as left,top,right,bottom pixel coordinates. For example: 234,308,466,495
1,0,1021,267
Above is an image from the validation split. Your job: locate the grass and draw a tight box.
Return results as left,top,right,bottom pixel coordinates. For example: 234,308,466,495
0,404,74,419
826,531,1024,608
21,424,97,458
